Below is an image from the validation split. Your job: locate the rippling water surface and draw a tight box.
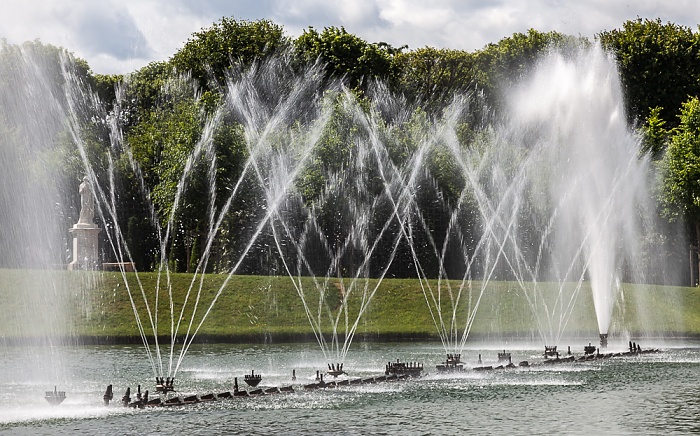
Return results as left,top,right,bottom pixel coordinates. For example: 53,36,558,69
0,341,698,435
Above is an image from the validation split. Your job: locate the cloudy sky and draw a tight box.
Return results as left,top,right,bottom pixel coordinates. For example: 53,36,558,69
2,0,699,75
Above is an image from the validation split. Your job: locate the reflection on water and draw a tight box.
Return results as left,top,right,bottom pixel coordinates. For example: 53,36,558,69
0,342,699,434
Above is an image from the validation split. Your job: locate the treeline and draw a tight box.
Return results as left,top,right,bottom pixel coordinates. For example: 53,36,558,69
2,17,700,284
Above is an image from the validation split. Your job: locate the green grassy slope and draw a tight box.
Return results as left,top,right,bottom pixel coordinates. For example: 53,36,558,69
0,269,698,342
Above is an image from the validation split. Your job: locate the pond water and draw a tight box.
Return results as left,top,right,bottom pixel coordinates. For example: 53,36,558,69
0,341,698,435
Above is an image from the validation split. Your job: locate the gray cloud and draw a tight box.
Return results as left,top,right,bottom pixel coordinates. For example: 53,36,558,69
55,4,154,60
171,0,276,20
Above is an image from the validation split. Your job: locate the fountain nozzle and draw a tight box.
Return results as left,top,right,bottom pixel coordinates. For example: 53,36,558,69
599,333,608,348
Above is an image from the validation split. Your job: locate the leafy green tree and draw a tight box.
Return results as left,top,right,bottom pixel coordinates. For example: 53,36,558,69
125,87,206,271
394,47,474,111
659,97,700,243
170,17,287,91
88,73,123,114
471,29,585,110
116,61,172,131
126,87,250,272
641,106,669,159
297,91,362,206
0,40,94,140
294,26,400,91
598,18,700,128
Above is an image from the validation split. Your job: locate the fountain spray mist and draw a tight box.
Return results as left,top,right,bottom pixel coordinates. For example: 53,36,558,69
496,43,655,343
0,42,93,385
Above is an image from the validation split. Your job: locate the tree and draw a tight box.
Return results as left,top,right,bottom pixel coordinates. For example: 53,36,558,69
641,106,669,159
89,73,123,114
116,61,172,131
659,97,700,247
471,29,585,111
598,18,700,128
170,17,287,91
394,47,474,112
125,85,251,272
294,26,400,91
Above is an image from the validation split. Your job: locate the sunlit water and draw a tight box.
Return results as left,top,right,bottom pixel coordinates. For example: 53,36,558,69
0,341,698,435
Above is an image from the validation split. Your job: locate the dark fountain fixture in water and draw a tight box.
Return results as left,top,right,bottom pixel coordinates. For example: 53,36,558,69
600,333,608,348
495,351,517,369
584,343,597,355
244,370,262,387
385,359,424,377
44,386,66,406
543,345,576,364
155,377,175,393
125,385,150,409
103,384,113,406
327,363,346,377
436,354,464,373
497,350,511,362
544,345,559,359
101,340,664,409
233,378,249,396
121,387,131,407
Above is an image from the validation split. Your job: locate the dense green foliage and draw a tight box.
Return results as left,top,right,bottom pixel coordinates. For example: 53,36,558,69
659,98,700,232
471,29,586,109
170,17,288,91
3,16,700,284
294,26,400,91
598,18,700,129
394,47,474,112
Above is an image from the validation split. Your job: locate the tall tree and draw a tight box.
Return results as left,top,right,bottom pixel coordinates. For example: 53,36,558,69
598,18,700,128
118,61,172,130
294,26,400,91
394,47,474,111
659,97,700,247
471,29,584,110
0,40,99,267
641,106,668,159
170,17,288,91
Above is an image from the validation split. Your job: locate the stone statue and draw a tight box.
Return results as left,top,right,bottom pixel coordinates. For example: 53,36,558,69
69,176,100,270
78,176,95,225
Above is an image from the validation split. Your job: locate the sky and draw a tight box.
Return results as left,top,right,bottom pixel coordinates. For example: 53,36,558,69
2,0,699,75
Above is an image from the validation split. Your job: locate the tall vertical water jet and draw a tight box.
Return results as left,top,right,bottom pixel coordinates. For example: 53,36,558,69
494,43,655,342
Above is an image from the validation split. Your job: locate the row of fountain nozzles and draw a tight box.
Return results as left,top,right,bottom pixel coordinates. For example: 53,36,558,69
446,354,461,363
244,370,262,380
155,377,175,387
387,360,423,369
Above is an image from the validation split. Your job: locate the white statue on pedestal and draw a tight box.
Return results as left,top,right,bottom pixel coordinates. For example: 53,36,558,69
78,176,95,225
69,175,100,270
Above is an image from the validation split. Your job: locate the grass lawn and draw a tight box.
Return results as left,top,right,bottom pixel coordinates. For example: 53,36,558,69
0,268,698,343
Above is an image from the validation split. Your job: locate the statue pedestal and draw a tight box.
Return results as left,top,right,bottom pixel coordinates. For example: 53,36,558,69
68,223,101,270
